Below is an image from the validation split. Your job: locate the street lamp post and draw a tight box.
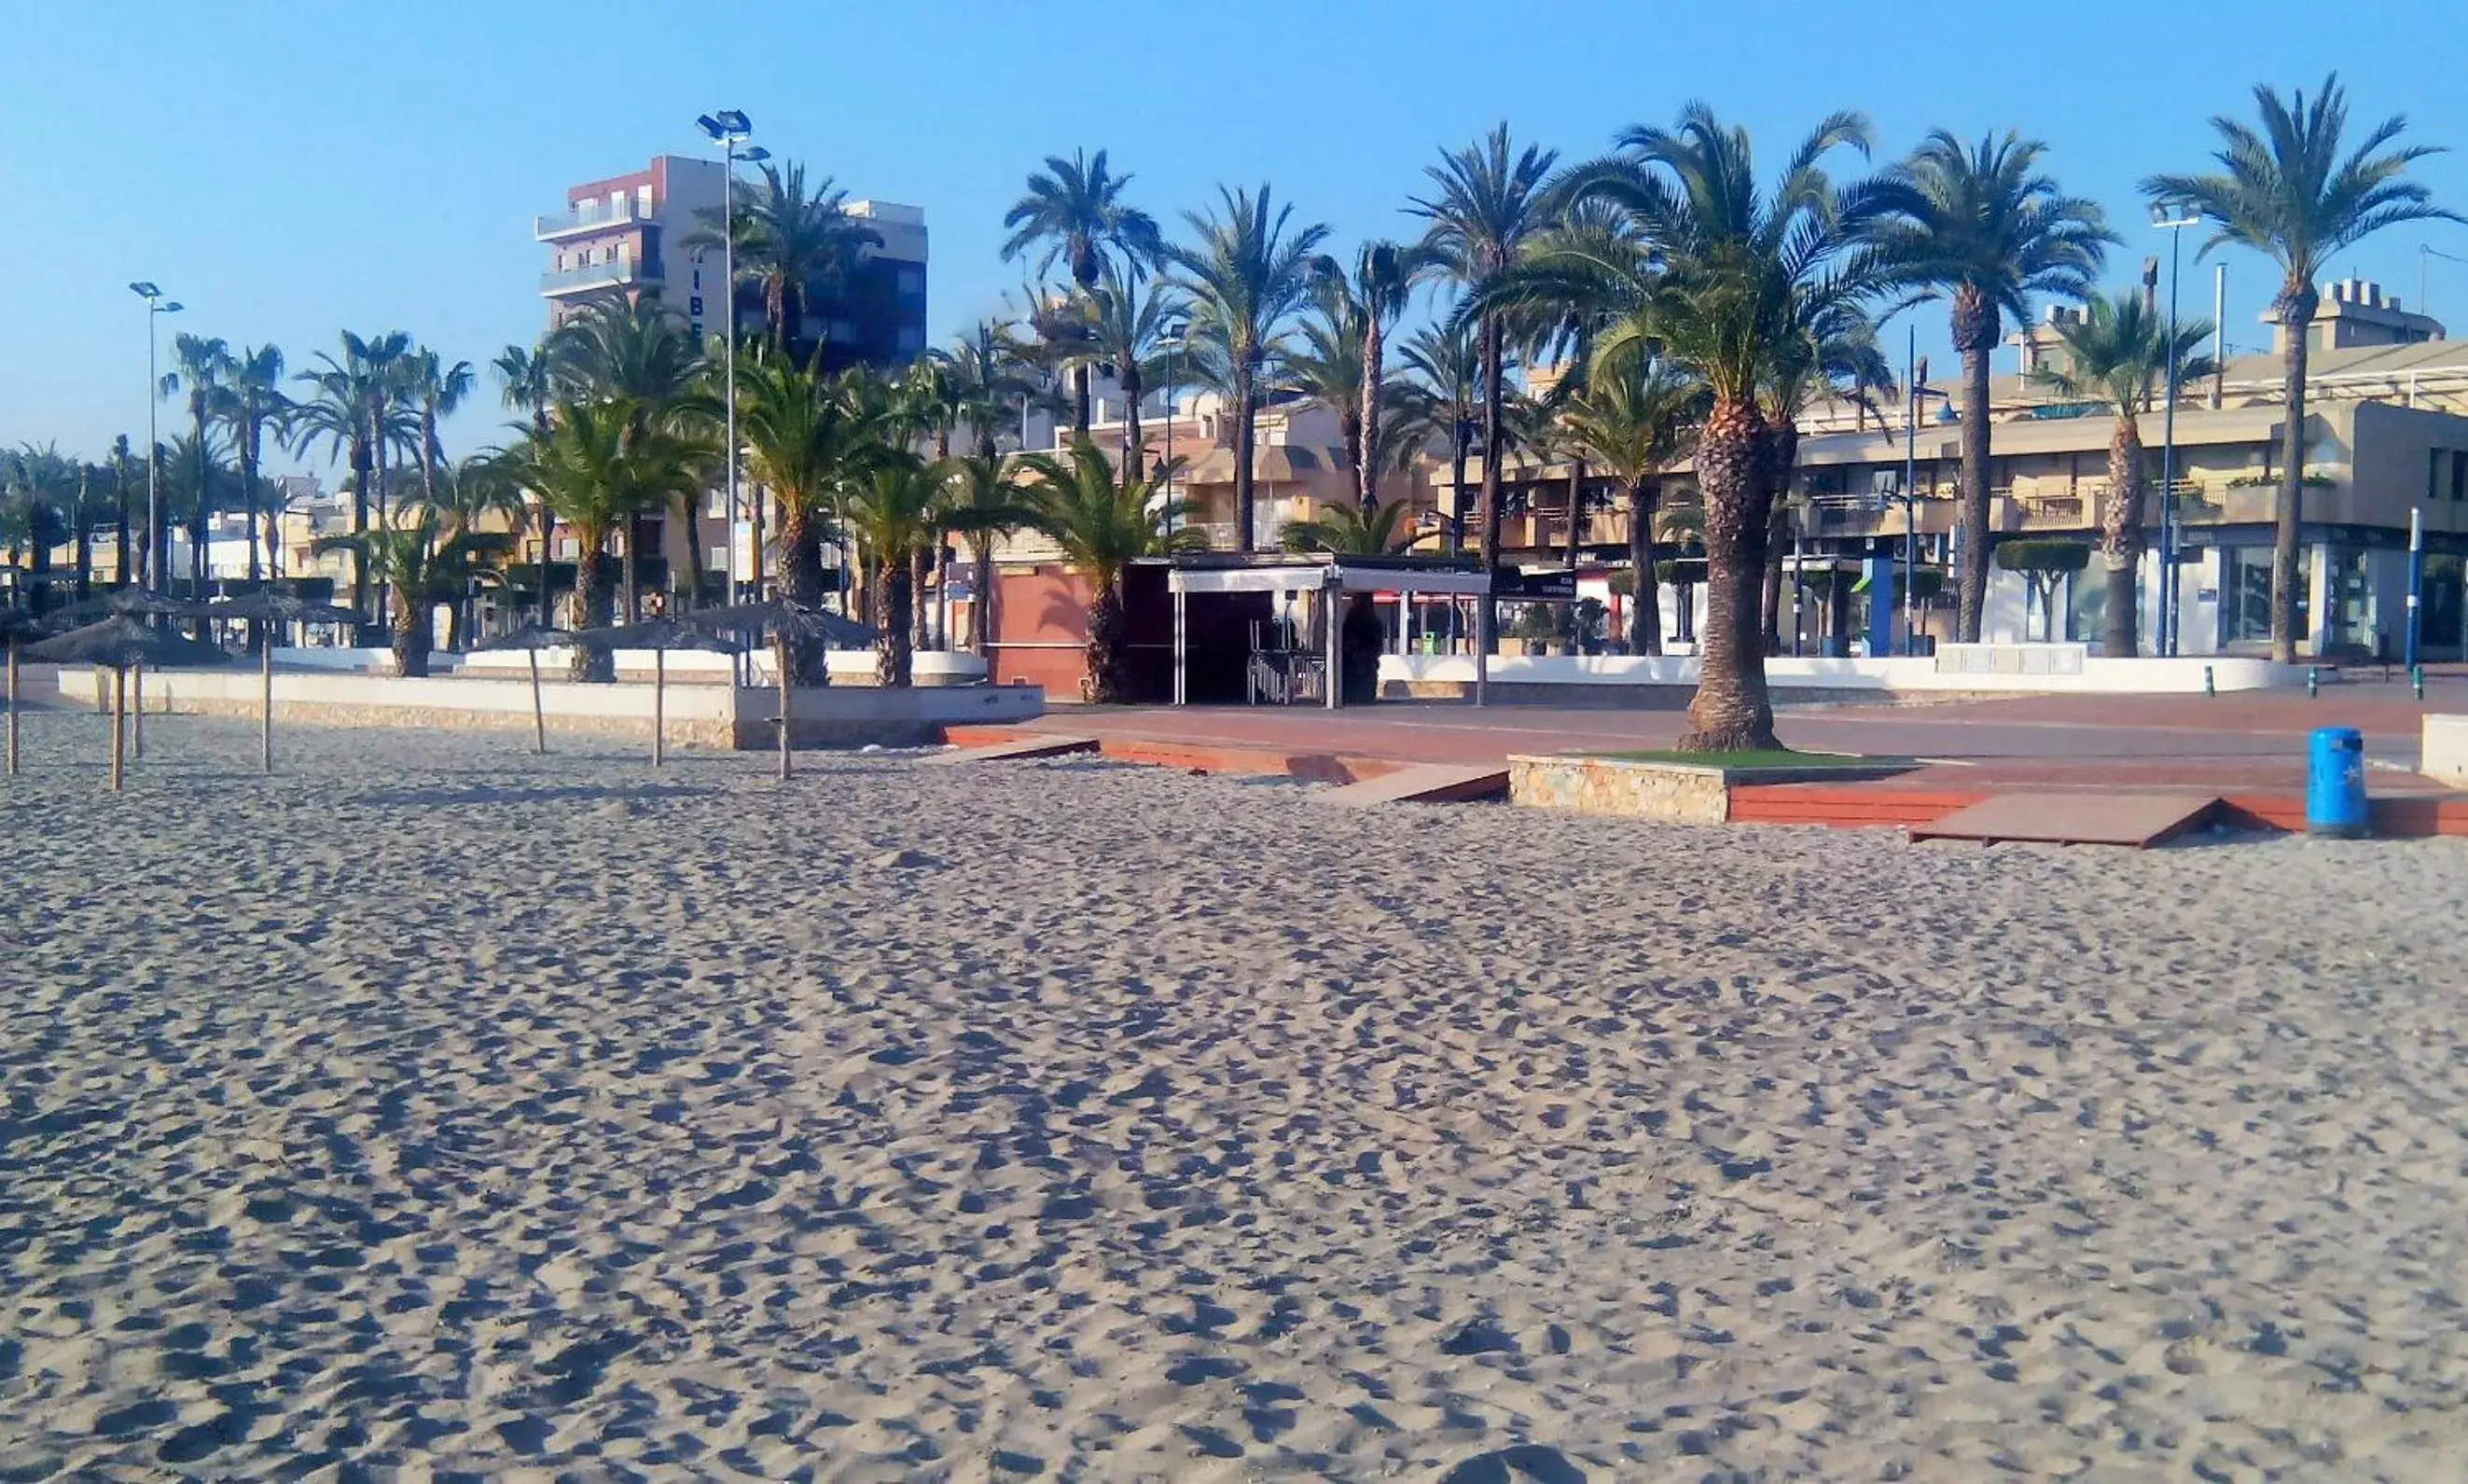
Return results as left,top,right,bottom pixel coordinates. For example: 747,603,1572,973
130,283,182,591
1156,322,1186,530
697,111,767,603
2152,205,2201,657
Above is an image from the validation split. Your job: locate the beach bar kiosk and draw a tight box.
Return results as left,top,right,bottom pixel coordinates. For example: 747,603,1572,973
1162,554,1494,709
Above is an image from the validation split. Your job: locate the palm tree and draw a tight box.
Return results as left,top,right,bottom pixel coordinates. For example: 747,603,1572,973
941,452,1044,654
412,454,527,650
1019,442,1204,700
500,399,706,677
406,349,475,509
1394,321,1484,551
837,453,955,686
291,339,374,619
2143,76,2457,662
3,447,74,615
493,342,555,437
1284,281,1371,506
1560,351,1704,654
493,342,558,623
946,321,1033,459
1762,305,1896,651
313,508,479,678
108,435,133,590
1277,498,1413,556
1556,104,1891,750
1867,132,2112,641
159,430,234,598
353,331,416,530
1413,125,1560,655
1311,241,1436,509
2030,292,2219,657
160,332,231,600
218,345,288,596
1002,149,1167,439
1083,262,1184,472
683,159,881,361
1170,185,1330,550
733,358,894,673
549,298,714,617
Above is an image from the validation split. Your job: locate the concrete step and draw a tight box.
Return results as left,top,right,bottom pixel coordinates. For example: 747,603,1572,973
1319,763,1509,807
929,734,1100,765
1911,792,2221,847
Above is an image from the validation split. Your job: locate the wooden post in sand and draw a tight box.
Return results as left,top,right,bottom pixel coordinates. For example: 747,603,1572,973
131,659,146,760
5,636,18,778
774,631,792,782
526,649,548,755
652,646,665,769
259,640,275,774
109,665,126,792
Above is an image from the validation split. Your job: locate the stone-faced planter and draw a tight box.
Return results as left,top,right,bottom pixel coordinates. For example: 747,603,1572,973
1506,752,1917,825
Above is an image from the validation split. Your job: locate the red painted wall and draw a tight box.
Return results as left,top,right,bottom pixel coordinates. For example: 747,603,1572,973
982,564,1095,697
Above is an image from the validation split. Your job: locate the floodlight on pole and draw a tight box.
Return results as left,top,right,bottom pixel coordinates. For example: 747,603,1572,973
700,109,759,600
2152,203,2201,656
131,282,182,591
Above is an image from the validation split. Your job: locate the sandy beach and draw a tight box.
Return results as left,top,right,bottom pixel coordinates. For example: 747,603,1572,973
4,712,2466,1480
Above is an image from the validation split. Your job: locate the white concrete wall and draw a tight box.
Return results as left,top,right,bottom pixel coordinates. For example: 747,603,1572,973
454,648,990,685
2424,715,2468,787
55,666,1044,731
1379,650,2296,695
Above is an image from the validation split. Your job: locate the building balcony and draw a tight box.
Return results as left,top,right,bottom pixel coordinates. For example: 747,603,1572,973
540,259,661,296
535,198,644,240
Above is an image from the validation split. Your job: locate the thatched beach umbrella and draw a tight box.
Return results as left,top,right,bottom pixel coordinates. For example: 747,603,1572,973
208,593,363,774
683,602,872,782
573,618,742,769
474,623,578,756
45,589,217,759
26,617,229,791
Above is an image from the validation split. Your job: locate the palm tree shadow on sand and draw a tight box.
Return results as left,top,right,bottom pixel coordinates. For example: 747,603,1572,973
1437,1444,1587,1484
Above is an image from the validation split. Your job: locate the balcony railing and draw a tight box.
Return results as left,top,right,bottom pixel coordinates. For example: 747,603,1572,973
540,259,659,295
535,198,644,239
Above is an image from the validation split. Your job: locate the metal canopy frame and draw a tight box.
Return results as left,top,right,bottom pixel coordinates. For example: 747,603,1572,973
1165,558,1495,709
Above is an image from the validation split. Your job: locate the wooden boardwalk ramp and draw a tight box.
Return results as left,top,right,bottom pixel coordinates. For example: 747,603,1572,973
1319,763,1509,807
1910,792,2222,848
928,734,1100,765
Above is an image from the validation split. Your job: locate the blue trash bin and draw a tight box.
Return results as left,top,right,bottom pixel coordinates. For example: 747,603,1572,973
2306,727,2368,838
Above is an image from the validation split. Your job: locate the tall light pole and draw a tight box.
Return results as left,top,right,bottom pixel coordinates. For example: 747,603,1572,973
130,283,182,591
2153,204,2200,657
1155,321,1186,530
698,111,766,602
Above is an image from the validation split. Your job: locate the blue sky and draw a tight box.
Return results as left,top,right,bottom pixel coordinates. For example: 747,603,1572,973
7,0,2467,476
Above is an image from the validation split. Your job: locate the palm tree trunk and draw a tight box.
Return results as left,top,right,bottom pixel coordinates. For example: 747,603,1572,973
1477,314,1507,669
113,456,132,592
1761,427,1798,655
573,537,614,682
1628,477,1662,657
189,405,211,615
1086,584,1126,702
1233,361,1257,550
2272,283,2317,663
1448,422,1471,556
622,519,642,623
2101,416,2145,657
1360,318,1387,509
1338,408,1366,508
909,548,933,652
350,439,373,636
1678,396,1777,752
1561,459,1586,572
972,538,995,656
876,558,914,687
392,585,432,679
672,492,709,611
1951,288,1998,644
